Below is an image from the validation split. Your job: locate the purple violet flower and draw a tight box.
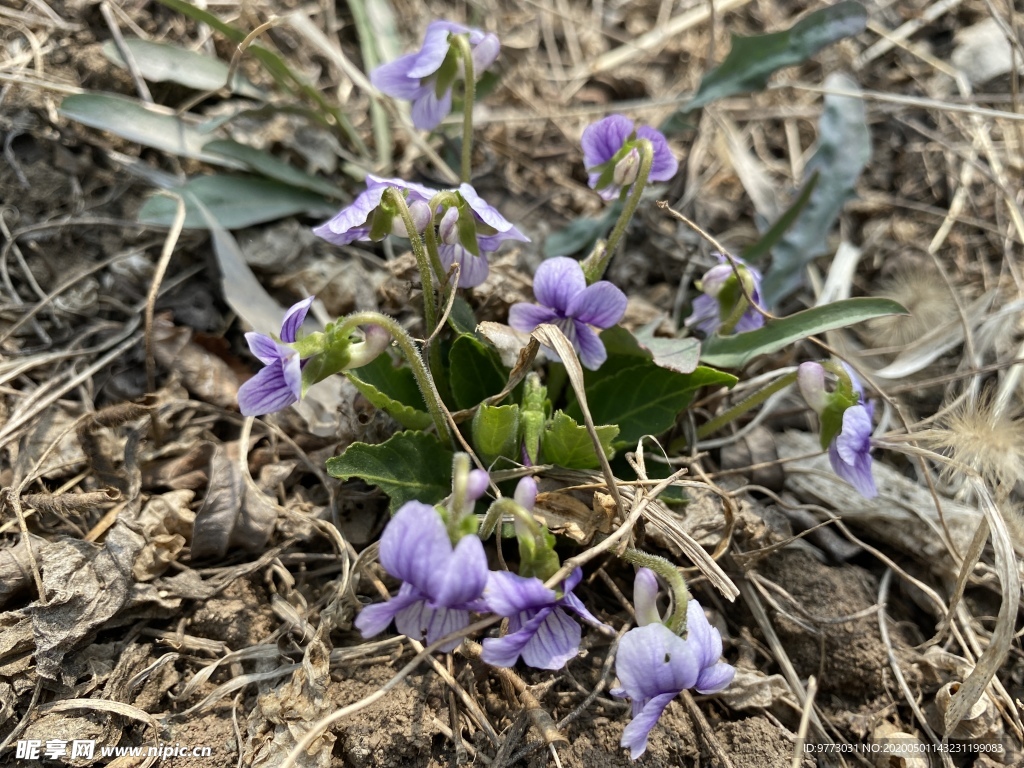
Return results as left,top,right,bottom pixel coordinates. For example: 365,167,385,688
481,567,606,670
355,501,488,652
611,569,735,760
686,254,765,335
437,184,529,288
371,20,500,131
313,175,438,247
581,115,678,201
508,257,627,370
238,296,314,417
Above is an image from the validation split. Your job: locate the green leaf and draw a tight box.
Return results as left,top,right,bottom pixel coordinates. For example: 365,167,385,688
686,2,867,111
544,203,622,257
138,175,336,229
447,296,479,337
59,94,240,166
472,404,521,467
101,39,265,98
761,73,871,303
326,431,453,513
599,325,700,376
448,334,508,410
741,172,819,266
541,411,618,470
202,140,345,199
347,353,433,430
569,360,737,446
699,297,909,368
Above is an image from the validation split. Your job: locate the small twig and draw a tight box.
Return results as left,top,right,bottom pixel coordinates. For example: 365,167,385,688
790,675,817,768
144,193,186,393
100,0,152,103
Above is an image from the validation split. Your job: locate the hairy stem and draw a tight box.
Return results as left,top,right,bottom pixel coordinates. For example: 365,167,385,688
384,188,437,332
623,549,689,635
452,34,476,183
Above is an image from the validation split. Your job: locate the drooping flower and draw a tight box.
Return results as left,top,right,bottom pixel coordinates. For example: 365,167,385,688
481,567,606,670
238,297,314,417
508,257,627,370
355,501,489,652
581,115,678,201
436,184,529,288
686,254,765,335
371,20,500,131
798,361,877,498
313,175,437,247
611,569,734,760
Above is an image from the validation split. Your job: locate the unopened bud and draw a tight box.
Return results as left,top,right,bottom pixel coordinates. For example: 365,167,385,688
514,476,538,511
347,325,391,369
613,147,641,187
633,568,662,627
438,207,461,245
797,362,829,415
466,469,490,502
391,200,432,237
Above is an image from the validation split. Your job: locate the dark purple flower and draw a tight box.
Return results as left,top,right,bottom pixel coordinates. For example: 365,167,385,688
611,570,734,760
238,296,314,417
437,184,529,288
371,20,500,131
581,115,678,200
313,175,438,246
686,254,765,335
481,567,605,670
355,501,488,652
508,257,627,370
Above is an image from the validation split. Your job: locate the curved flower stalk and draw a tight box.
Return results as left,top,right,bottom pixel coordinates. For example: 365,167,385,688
508,257,627,370
355,501,488,652
581,115,678,201
686,254,765,335
798,362,877,498
237,297,389,417
612,569,735,760
371,20,500,132
434,184,529,288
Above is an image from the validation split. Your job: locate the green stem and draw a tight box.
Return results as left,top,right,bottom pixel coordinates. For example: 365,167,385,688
452,35,475,183
583,139,653,284
384,188,437,331
336,312,451,441
449,453,471,538
623,549,689,635
480,497,540,540
695,371,798,440
717,294,750,336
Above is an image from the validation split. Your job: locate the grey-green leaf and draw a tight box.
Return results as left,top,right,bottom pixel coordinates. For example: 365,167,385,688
101,39,265,98
761,73,871,303
138,175,337,229
686,2,867,111
326,431,454,513
541,411,618,470
203,139,346,199
699,297,909,368
544,203,622,257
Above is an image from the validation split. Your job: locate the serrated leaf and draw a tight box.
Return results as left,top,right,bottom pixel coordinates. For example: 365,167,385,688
541,411,618,470
472,404,521,467
59,93,239,166
569,360,737,445
347,353,433,430
699,297,909,368
138,175,336,229
448,334,508,410
761,73,871,303
203,140,345,198
101,39,265,98
686,2,867,111
544,202,622,257
326,431,453,512
447,296,478,337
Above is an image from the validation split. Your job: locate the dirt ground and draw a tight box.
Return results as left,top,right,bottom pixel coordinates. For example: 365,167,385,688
2,0,1024,766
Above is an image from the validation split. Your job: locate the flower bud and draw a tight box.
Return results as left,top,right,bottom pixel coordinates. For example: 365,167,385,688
438,207,461,245
612,147,641,187
391,199,432,237
346,324,391,369
797,362,829,415
466,469,490,502
633,568,663,627
514,476,538,512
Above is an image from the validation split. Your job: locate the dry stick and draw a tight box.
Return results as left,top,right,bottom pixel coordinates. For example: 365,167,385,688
99,0,151,103
680,690,735,768
144,193,186,392
790,675,818,768
856,0,964,67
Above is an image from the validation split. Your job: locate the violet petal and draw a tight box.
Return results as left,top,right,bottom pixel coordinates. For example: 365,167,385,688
438,243,490,287
635,125,679,182
695,661,736,695
507,303,558,333
370,54,428,99
246,332,282,365
484,571,557,616
520,606,581,670
573,322,607,371
378,501,452,590
566,281,627,328
412,88,453,132
429,533,488,607
533,257,585,314
684,600,723,670
581,114,634,169
237,362,298,417
619,691,677,760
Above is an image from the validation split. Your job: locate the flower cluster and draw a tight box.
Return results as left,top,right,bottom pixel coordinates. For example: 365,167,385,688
582,115,678,200
612,569,735,760
686,254,765,335
798,361,877,497
509,257,627,370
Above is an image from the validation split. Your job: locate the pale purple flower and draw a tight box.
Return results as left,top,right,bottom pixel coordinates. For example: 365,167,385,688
686,254,765,335
238,296,314,417
371,20,500,131
611,570,734,760
481,567,605,670
581,115,678,201
313,175,438,246
355,501,488,652
437,184,529,288
508,257,627,370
